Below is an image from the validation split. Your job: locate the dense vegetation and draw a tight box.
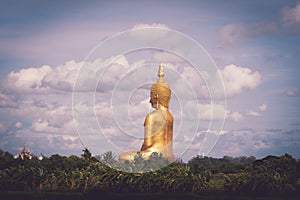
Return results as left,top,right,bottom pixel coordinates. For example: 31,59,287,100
0,148,299,198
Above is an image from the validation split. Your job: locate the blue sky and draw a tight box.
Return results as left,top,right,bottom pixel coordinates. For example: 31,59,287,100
0,0,299,160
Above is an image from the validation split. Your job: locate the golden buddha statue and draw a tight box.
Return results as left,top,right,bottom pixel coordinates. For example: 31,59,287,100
119,63,175,163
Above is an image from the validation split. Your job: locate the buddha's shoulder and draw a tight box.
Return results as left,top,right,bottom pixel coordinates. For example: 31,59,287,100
146,110,173,119
144,111,158,125
145,110,157,118
145,110,161,119
148,109,161,116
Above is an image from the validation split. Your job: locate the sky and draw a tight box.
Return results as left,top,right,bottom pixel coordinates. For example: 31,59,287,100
0,0,300,161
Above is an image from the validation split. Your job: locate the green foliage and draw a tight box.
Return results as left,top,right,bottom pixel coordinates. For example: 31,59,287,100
188,155,256,174
225,154,298,195
0,149,299,196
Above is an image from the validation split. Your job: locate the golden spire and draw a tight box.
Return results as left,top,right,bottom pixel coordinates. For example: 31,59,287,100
158,62,164,79
157,62,167,84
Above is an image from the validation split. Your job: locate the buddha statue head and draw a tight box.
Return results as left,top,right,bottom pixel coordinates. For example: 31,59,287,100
150,62,171,109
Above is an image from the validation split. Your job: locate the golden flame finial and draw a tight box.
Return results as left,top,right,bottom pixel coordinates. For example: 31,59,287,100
158,62,164,79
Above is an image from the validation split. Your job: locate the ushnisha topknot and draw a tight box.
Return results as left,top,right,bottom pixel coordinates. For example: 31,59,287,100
150,62,171,108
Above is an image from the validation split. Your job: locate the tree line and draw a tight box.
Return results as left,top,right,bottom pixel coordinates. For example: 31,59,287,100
0,148,299,196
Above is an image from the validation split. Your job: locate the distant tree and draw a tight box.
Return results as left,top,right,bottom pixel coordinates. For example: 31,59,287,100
0,149,15,169
81,148,92,162
226,154,298,195
99,151,118,168
147,152,170,171
44,154,65,170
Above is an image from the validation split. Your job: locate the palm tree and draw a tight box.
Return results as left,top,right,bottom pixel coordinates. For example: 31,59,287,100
100,151,117,168
81,148,92,163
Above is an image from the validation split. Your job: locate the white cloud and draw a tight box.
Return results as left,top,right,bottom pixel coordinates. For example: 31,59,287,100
219,64,262,97
3,56,132,94
42,60,79,91
32,119,59,133
207,128,272,157
247,111,261,117
0,55,265,158
5,63,74,94
282,3,300,32
7,65,52,93
12,128,82,155
133,23,169,29
209,128,300,158
207,129,227,135
15,122,23,128
258,104,267,112
172,64,261,99
247,103,267,117
229,111,243,122
282,3,300,22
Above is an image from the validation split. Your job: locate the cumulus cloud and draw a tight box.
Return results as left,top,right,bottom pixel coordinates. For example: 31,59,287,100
42,60,79,91
9,129,82,155
0,96,81,155
172,63,261,100
208,128,300,158
2,56,132,94
211,128,269,157
229,111,243,122
32,119,60,133
6,65,52,93
219,64,262,97
0,54,264,158
247,103,268,117
4,63,76,94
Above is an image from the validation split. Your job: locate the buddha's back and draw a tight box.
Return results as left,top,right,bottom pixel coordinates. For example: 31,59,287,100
140,108,174,161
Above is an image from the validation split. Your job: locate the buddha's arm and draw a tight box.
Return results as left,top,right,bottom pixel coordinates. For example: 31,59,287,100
141,114,153,150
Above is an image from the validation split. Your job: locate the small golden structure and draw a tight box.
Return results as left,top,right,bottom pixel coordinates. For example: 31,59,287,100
119,62,175,162
14,144,34,160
